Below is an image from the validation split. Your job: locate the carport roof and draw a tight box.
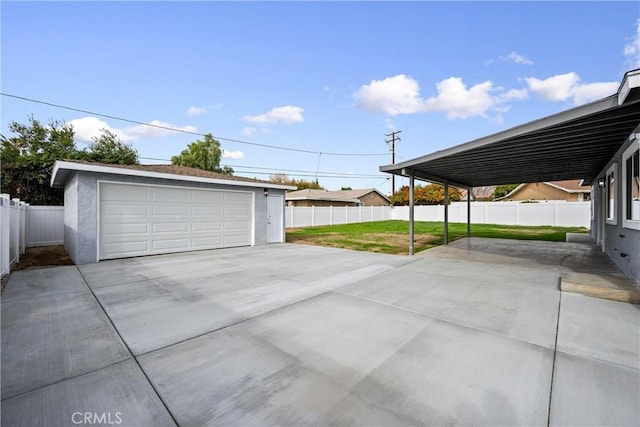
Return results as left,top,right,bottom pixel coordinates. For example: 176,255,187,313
380,69,640,188
51,160,296,190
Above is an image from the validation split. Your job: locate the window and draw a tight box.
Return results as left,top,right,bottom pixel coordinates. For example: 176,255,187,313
606,163,617,224
623,140,640,230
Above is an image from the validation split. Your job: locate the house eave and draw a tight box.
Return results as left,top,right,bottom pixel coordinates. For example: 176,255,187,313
51,161,297,190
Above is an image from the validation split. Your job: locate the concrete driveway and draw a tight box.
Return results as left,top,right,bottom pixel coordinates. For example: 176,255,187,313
2,240,638,426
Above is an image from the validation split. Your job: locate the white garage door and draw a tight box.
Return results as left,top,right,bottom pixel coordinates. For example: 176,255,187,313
99,182,253,260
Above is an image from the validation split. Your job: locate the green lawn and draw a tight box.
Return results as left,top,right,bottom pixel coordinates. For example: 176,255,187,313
286,220,589,255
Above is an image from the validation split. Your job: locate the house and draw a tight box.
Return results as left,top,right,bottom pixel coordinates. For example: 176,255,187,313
380,69,640,282
497,180,591,201
285,188,390,207
460,186,496,201
50,160,295,264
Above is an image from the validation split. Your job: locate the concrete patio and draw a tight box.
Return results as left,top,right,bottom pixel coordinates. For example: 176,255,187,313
1,239,638,426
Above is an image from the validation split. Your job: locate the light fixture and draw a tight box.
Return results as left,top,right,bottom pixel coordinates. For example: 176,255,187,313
598,177,606,188
264,189,269,197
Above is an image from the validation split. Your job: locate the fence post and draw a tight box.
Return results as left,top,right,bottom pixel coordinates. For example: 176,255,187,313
359,205,362,223
19,202,28,255
289,206,294,228
554,202,559,226
345,205,348,224
12,198,21,263
311,206,315,227
0,194,10,276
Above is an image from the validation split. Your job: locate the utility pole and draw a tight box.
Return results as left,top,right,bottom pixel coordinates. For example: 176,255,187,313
385,130,401,196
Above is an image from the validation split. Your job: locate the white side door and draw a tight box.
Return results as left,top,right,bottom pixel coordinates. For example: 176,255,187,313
267,194,284,243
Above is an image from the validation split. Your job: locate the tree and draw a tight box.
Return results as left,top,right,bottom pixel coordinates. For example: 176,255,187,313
1,117,78,204
269,173,323,190
341,186,353,191
81,129,138,165
171,133,233,174
1,117,141,205
390,184,461,206
493,184,519,199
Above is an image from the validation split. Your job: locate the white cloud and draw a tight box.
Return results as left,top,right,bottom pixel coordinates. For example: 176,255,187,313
524,72,580,102
497,88,529,102
185,106,207,117
423,77,496,119
68,117,198,142
68,117,132,142
354,74,424,115
524,72,617,105
624,19,640,69
242,127,256,136
572,82,619,105
222,150,245,160
354,74,529,120
503,52,534,65
485,51,534,66
242,105,304,125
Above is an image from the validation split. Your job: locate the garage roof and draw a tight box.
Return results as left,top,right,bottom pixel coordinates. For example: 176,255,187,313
51,160,296,190
380,69,640,188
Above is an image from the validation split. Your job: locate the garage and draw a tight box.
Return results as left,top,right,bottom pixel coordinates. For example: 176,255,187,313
99,182,253,260
50,160,294,264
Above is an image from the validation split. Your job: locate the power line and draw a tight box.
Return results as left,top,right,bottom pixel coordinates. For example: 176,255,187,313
1,92,389,157
232,171,385,179
138,156,383,178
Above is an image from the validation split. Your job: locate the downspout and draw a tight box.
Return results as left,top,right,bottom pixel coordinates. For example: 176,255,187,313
444,182,449,245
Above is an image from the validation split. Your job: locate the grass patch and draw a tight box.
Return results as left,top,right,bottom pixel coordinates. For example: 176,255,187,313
286,220,588,255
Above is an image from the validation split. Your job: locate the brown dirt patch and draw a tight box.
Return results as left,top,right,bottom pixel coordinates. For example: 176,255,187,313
11,245,74,272
287,232,440,254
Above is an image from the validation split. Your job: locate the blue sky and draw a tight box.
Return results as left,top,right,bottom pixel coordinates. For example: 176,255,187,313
2,1,639,194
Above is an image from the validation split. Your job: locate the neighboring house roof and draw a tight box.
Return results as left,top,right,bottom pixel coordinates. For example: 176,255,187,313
285,188,390,203
50,160,296,190
497,180,590,200
545,180,591,192
460,186,496,200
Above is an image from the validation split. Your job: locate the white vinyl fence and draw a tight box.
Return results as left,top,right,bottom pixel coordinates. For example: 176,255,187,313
285,201,591,229
27,206,65,247
1,194,64,277
1,194,28,276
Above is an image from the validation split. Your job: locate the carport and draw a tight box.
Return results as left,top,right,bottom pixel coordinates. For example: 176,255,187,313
380,69,640,282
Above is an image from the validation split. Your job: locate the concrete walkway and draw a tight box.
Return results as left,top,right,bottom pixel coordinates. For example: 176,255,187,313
2,240,638,426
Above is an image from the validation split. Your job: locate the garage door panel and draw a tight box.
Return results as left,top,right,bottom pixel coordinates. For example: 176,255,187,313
152,223,189,233
103,204,149,217
224,221,250,231
99,183,253,260
192,206,223,216
153,205,189,216
150,187,190,202
192,222,222,232
192,236,223,247
224,234,251,244
104,241,149,255
102,223,149,235
224,192,250,203
193,190,224,203
101,185,148,201
152,239,190,251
